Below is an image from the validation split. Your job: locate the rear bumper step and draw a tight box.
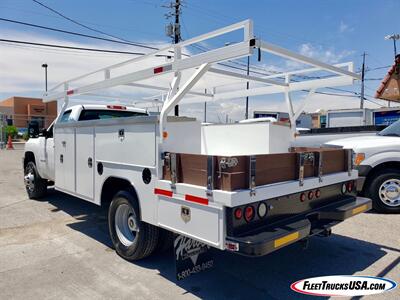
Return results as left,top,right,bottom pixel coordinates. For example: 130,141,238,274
225,196,372,257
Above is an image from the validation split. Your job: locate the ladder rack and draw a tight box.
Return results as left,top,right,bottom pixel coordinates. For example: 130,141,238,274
43,19,361,138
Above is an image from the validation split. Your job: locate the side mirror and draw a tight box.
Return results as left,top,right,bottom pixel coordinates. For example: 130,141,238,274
40,128,48,138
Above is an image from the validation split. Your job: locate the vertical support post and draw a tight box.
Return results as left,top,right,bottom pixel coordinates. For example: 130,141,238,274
172,46,182,116
54,83,70,124
245,56,250,119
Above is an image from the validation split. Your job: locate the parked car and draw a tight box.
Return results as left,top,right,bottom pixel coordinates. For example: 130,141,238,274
325,120,400,213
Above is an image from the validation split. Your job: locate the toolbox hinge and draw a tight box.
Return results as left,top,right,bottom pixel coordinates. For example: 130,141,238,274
317,152,323,183
170,153,177,191
206,156,214,197
249,155,256,196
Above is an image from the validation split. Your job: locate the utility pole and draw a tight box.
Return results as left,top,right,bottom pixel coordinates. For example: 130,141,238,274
360,52,366,110
164,0,182,116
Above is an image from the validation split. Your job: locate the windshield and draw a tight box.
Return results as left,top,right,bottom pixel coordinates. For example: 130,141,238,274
378,120,400,136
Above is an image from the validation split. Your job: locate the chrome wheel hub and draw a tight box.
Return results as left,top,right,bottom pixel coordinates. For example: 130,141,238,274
24,172,35,191
115,203,139,247
379,179,400,207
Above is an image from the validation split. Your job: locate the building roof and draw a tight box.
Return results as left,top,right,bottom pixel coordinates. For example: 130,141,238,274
375,54,400,101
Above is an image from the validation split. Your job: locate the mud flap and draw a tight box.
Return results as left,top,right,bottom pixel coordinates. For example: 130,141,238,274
174,234,214,281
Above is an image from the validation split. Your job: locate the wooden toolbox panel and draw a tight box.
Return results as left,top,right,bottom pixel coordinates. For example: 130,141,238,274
163,148,349,191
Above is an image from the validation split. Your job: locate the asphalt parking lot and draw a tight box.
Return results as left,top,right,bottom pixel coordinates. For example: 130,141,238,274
0,149,399,300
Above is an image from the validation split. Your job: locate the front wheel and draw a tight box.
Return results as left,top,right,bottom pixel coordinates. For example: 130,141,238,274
24,161,47,199
367,169,400,213
108,190,159,261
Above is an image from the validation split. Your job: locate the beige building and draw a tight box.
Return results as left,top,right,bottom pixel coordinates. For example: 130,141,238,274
0,97,57,128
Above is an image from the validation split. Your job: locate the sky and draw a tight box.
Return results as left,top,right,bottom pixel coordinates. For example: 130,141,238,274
0,0,399,122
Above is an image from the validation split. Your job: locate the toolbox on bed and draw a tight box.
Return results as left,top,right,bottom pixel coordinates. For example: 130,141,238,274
163,148,352,191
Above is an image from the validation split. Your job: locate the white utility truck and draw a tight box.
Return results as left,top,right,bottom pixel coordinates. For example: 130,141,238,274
24,20,371,266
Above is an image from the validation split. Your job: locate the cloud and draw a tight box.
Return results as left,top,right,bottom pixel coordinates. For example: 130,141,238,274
298,43,355,64
339,21,354,33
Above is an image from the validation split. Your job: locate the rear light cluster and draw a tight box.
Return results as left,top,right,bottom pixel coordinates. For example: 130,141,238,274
234,202,268,223
300,189,321,202
342,180,355,194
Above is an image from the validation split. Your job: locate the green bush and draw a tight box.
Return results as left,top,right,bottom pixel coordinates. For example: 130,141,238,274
23,132,30,141
5,125,18,139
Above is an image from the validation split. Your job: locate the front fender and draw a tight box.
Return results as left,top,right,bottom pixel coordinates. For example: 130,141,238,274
24,138,46,179
361,151,400,168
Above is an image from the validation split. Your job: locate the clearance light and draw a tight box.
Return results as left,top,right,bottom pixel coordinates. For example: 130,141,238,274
308,191,314,200
107,105,126,110
315,189,321,198
258,202,267,218
244,206,254,222
234,208,242,220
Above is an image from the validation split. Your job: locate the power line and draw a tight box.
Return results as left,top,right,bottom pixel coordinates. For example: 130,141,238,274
32,0,154,49
0,38,146,55
0,17,159,49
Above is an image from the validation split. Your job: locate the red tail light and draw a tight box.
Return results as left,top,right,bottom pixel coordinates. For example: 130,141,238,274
300,193,306,202
315,189,321,198
234,208,242,220
244,206,254,222
347,181,354,192
308,191,314,200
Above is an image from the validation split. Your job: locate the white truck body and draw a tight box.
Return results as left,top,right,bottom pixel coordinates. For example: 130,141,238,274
23,20,372,259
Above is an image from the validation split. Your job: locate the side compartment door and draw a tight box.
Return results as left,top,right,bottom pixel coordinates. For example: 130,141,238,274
75,127,94,200
54,126,75,192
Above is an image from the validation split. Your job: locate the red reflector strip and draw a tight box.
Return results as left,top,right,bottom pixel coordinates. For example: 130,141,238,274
154,66,164,74
154,188,172,197
185,194,208,205
66,90,74,95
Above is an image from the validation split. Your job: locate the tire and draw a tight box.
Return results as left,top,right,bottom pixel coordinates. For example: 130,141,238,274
108,190,159,261
24,161,47,199
367,169,400,213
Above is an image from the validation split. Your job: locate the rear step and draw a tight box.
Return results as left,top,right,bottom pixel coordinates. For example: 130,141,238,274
226,196,372,257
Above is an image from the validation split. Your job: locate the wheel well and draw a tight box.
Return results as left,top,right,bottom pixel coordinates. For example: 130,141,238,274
362,161,400,194
100,177,138,210
24,152,36,169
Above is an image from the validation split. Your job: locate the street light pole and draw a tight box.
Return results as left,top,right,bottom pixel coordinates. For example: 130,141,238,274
41,63,48,92
385,34,400,58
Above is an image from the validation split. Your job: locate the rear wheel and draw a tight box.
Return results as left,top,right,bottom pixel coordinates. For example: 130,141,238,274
24,161,47,199
108,190,159,260
367,169,400,213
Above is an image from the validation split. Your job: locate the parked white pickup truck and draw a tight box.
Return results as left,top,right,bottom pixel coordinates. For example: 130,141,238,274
22,21,371,269
325,120,400,213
